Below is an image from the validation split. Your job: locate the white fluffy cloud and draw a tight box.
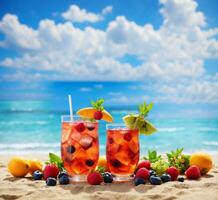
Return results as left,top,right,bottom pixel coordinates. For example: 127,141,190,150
61,4,112,23
0,14,40,50
160,0,205,30
0,0,218,104
107,79,218,105
156,80,218,104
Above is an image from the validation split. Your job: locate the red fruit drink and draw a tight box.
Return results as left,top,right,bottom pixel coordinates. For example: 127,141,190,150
106,124,139,182
61,116,99,182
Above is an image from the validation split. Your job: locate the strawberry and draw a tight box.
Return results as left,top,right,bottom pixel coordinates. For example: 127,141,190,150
166,167,179,181
135,168,150,180
94,111,103,120
137,160,151,171
87,171,103,185
185,165,201,180
75,123,85,132
43,164,59,180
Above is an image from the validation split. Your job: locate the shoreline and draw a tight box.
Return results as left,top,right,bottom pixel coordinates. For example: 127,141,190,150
0,154,218,200
1,149,218,157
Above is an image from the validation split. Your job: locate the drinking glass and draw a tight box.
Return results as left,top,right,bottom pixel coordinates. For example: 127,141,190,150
61,115,99,182
106,124,139,182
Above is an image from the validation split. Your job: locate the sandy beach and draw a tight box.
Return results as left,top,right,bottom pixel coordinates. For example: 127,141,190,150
0,154,218,200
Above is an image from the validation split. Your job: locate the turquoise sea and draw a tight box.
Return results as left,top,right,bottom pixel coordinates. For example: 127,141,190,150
0,100,218,156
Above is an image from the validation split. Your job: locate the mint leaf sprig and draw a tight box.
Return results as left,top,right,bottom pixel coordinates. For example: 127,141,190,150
167,148,190,173
91,98,104,111
139,101,153,118
143,150,162,163
45,152,64,171
143,150,169,175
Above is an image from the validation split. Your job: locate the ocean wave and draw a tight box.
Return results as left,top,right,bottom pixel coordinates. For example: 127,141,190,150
11,108,34,112
0,121,49,125
158,127,186,132
0,143,217,156
0,109,63,114
111,110,137,114
0,143,60,150
0,150,59,155
203,141,218,146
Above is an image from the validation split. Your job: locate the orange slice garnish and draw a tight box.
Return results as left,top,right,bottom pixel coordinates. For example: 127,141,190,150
77,107,113,122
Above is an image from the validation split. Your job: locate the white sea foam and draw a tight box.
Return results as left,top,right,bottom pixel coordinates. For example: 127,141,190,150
111,110,137,114
158,127,218,132
11,108,33,112
0,143,60,150
0,150,56,155
203,141,218,146
0,121,49,125
158,127,186,132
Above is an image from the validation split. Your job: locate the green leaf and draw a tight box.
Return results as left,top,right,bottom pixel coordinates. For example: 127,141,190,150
147,102,153,112
138,101,154,117
46,152,64,171
91,98,105,111
143,150,162,163
166,148,190,174
166,153,171,159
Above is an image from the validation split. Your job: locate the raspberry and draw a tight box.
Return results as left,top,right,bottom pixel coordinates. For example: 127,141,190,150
123,132,132,141
75,123,85,132
87,171,103,185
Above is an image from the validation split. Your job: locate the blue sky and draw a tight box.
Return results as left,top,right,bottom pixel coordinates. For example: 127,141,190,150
0,0,218,117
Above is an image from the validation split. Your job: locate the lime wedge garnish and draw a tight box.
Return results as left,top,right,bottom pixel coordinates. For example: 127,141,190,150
123,114,157,135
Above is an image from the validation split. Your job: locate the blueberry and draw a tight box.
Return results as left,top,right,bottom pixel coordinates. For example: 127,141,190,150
111,159,121,167
33,170,43,180
87,125,95,131
134,177,146,186
59,175,70,185
178,176,185,182
149,170,156,177
103,172,112,176
149,176,162,185
103,173,113,183
109,138,114,144
67,145,75,154
58,171,69,179
160,174,171,183
85,159,94,167
46,177,57,186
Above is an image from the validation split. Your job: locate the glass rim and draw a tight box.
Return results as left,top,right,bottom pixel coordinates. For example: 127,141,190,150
106,123,135,130
61,115,98,124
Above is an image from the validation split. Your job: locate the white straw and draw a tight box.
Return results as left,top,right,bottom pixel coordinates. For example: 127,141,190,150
68,95,73,121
